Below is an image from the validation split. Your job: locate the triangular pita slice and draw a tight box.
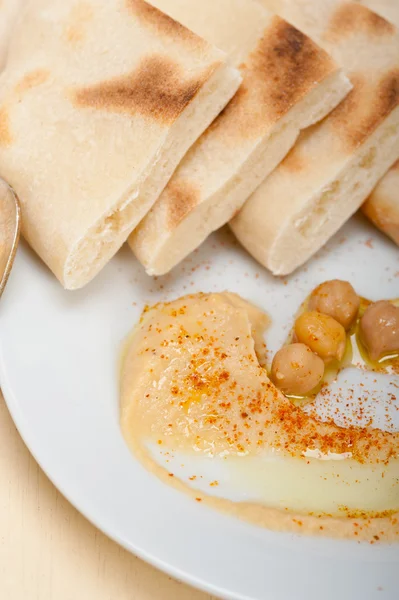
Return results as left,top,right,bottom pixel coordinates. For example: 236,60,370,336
129,0,350,276
0,0,241,288
357,0,399,246
231,0,399,274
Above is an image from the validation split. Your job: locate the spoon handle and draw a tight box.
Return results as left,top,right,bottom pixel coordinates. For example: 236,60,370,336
0,181,21,298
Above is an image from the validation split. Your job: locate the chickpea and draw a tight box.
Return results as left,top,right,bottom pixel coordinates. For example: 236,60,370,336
309,279,360,330
359,300,399,361
294,311,346,362
271,343,324,396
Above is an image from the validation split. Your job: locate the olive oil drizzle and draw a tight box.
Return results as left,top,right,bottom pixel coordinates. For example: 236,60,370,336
279,296,399,406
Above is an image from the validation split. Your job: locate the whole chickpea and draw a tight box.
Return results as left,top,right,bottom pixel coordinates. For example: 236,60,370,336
271,343,325,396
359,300,399,361
309,279,360,330
294,311,346,362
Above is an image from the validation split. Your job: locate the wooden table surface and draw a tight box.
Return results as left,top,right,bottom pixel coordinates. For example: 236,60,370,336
0,391,216,600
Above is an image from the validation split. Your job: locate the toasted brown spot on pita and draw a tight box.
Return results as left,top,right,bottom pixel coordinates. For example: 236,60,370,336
165,178,200,229
250,17,335,120
204,83,251,140
14,69,50,95
73,55,214,125
326,3,395,42
329,70,399,150
64,2,94,45
392,159,399,171
0,107,12,146
126,0,205,47
279,144,305,172
205,17,335,140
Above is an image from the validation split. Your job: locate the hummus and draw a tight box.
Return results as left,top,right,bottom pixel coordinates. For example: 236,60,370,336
120,292,399,541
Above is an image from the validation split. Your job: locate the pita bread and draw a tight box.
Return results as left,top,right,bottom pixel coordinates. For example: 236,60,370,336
362,160,399,246
357,0,399,246
356,0,399,26
0,0,26,71
231,0,399,275
0,0,241,289
128,0,350,276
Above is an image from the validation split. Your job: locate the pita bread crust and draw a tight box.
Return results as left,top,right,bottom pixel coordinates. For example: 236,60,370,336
356,0,399,246
129,0,349,275
231,0,399,275
0,0,240,288
326,69,399,150
362,160,399,246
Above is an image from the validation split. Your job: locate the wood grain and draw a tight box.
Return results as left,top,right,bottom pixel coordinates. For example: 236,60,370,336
0,392,215,600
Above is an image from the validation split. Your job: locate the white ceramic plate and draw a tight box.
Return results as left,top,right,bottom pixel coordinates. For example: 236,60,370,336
0,215,398,600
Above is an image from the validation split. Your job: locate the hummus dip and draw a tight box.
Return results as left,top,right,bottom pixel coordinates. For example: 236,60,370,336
120,293,399,542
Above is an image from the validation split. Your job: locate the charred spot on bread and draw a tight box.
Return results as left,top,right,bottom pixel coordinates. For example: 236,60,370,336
165,178,201,229
279,142,306,172
72,54,215,125
329,70,399,150
255,18,335,120
200,17,335,141
202,82,255,140
126,0,205,46
326,3,396,42
14,69,50,95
